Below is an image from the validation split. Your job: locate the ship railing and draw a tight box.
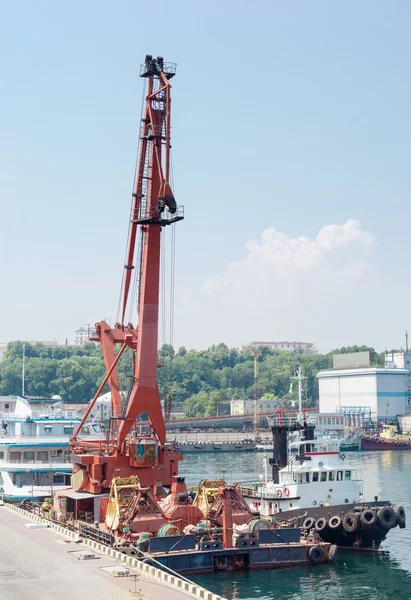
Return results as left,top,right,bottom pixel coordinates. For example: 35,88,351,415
0,458,68,465
267,416,299,428
237,484,261,498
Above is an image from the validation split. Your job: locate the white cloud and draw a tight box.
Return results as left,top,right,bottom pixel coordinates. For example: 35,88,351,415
204,219,375,292
176,220,383,352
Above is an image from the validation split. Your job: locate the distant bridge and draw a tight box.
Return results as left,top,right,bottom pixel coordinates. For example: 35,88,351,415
161,408,317,431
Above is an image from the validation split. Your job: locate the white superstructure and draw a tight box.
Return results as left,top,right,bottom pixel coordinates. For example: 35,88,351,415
242,438,363,517
0,407,102,502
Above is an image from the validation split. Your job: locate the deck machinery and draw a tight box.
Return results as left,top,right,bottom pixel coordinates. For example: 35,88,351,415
70,55,184,495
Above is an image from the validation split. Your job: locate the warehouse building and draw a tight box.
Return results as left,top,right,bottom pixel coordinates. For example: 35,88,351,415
317,367,410,420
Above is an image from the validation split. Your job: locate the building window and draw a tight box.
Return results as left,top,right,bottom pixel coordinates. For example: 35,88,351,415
345,471,351,481
23,451,35,462
63,426,74,435
53,474,65,484
45,426,53,434
320,472,327,482
312,472,319,482
5,404,9,409
0,451,4,459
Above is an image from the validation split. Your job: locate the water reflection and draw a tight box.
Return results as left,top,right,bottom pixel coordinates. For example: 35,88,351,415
192,552,411,600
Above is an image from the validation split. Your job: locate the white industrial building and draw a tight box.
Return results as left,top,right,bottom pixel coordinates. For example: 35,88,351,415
230,398,278,416
317,367,410,420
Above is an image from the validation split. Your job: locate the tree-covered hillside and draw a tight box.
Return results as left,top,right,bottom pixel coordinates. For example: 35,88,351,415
0,341,386,415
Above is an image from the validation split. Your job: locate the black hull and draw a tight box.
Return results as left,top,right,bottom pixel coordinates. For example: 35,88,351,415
274,501,399,550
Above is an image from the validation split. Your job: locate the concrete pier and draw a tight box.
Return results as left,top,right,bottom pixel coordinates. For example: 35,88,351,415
0,503,223,600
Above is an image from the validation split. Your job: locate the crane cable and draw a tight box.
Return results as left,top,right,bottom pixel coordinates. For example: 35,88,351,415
116,78,147,325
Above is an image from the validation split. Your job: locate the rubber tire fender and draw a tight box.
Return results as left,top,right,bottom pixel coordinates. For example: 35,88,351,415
329,515,342,530
378,506,397,530
394,505,406,529
328,544,338,562
315,517,328,533
302,517,315,531
360,508,378,529
309,545,323,563
343,513,360,533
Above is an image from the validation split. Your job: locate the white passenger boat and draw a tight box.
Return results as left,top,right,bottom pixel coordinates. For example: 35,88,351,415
0,397,101,502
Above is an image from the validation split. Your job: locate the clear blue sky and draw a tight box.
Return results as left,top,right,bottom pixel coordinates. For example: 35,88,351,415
1,0,410,352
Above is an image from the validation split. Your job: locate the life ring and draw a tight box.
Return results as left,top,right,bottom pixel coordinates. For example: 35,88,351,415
276,489,283,498
284,487,290,497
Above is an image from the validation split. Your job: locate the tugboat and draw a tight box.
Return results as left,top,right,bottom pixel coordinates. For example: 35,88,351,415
361,423,411,450
239,411,406,550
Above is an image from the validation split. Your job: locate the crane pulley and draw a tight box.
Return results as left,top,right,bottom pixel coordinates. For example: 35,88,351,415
70,55,184,494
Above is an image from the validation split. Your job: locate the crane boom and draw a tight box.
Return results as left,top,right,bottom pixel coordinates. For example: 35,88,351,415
70,56,184,494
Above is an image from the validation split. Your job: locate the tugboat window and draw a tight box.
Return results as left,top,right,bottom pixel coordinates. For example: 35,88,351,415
306,473,310,483
344,471,351,481
312,472,319,482
337,471,343,481
329,471,335,481
320,472,327,482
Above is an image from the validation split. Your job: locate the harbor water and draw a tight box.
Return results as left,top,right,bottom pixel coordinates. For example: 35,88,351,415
182,451,411,600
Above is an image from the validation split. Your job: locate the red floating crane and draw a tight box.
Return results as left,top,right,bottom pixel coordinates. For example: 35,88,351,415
70,55,183,494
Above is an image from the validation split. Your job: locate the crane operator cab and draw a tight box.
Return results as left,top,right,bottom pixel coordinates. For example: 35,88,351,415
128,438,158,467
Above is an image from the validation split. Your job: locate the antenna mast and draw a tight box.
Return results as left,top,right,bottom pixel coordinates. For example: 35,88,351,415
291,366,306,416
406,330,409,353
22,344,25,397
